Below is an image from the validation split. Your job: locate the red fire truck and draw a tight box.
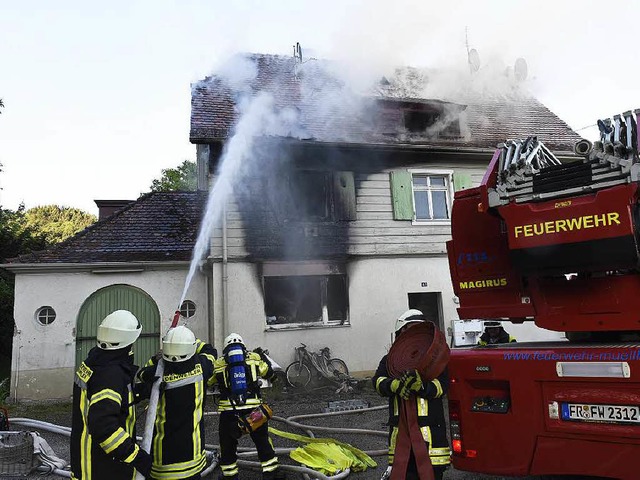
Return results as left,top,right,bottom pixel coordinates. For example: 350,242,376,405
446,110,640,479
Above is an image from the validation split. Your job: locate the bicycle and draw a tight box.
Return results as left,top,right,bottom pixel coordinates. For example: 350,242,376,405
285,343,349,388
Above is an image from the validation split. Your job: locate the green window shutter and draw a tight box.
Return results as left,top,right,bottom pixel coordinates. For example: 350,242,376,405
390,171,413,220
333,171,357,221
453,172,473,191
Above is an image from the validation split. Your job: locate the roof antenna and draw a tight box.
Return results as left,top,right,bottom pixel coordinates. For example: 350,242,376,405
293,42,303,79
466,27,480,74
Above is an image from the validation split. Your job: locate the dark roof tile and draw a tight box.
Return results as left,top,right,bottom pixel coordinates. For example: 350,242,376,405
8,192,205,264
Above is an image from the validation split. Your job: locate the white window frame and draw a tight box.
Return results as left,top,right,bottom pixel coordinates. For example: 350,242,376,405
408,168,454,226
35,306,56,326
179,300,197,318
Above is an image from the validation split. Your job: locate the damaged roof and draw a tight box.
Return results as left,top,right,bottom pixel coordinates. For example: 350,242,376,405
6,192,205,264
190,54,583,152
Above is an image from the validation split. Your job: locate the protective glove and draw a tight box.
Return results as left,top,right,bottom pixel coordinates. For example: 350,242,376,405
131,449,152,478
254,347,272,365
396,370,422,399
137,365,159,384
406,369,423,392
390,377,410,400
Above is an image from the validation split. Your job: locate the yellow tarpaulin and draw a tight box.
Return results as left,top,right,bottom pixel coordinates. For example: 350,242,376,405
269,426,377,474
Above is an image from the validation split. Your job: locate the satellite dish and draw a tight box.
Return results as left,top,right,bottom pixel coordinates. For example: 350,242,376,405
514,57,528,82
468,48,480,73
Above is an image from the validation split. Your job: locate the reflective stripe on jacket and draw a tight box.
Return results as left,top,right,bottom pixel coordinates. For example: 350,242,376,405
140,341,217,479
372,354,451,467
70,347,140,480
211,351,273,412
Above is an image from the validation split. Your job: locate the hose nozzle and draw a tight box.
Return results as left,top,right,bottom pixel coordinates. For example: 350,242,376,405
171,310,181,328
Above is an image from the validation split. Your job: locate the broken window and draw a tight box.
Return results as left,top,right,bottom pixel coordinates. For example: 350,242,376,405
404,110,439,133
263,263,349,328
286,171,332,221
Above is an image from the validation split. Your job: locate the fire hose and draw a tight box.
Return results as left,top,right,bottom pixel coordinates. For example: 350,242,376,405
386,321,450,480
135,310,181,480
12,404,388,479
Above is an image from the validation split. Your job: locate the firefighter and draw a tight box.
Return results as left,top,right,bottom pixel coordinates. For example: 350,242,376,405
136,325,218,480
373,309,451,480
478,320,517,345
70,310,152,480
212,333,284,480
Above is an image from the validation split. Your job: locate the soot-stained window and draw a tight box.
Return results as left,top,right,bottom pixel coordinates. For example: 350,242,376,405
264,274,348,328
404,110,439,133
403,108,461,138
287,171,332,221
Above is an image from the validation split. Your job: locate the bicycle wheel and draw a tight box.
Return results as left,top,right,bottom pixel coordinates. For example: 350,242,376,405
328,358,349,378
285,362,312,388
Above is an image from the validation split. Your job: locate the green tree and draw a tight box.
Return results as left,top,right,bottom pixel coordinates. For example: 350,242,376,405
149,160,197,192
0,205,48,382
24,205,96,245
0,204,94,382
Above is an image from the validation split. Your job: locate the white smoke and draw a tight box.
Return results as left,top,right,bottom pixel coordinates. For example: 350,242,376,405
180,91,304,306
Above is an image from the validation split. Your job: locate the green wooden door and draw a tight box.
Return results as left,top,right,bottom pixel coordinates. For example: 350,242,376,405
76,284,161,368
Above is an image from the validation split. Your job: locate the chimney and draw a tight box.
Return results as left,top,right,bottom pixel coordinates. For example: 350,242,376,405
94,200,134,221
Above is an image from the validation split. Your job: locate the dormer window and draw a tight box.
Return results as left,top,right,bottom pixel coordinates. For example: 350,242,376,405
404,110,440,133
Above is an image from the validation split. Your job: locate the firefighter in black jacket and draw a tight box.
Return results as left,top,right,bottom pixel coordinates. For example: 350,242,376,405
70,310,152,480
137,325,218,480
478,320,517,345
212,333,283,480
372,309,451,480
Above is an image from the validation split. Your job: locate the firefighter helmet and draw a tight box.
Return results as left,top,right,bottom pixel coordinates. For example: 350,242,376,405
224,333,244,348
162,326,197,362
97,310,142,350
394,309,426,334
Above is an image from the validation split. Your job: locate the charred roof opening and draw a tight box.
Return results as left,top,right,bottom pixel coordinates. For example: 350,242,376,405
404,109,440,133
375,98,465,139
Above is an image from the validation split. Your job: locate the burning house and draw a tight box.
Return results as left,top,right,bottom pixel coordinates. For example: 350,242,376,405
2,52,583,401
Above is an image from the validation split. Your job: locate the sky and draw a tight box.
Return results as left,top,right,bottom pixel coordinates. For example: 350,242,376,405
1,0,638,215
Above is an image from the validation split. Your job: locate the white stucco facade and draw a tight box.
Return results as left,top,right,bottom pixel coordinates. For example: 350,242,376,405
9,264,207,401
212,255,474,375
8,255,564,401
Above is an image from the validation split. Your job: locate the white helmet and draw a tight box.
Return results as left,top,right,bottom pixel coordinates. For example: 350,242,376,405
394,309,426,334
97,310,142,350
162,326,197,362
224,333,244,349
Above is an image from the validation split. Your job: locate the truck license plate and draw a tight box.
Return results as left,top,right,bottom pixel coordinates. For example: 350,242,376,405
561,403,640,424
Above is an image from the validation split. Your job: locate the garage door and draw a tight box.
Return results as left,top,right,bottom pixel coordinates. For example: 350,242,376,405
76,284,160,368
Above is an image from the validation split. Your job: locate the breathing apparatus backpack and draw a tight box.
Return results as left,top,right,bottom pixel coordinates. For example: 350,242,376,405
224,342,249,406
